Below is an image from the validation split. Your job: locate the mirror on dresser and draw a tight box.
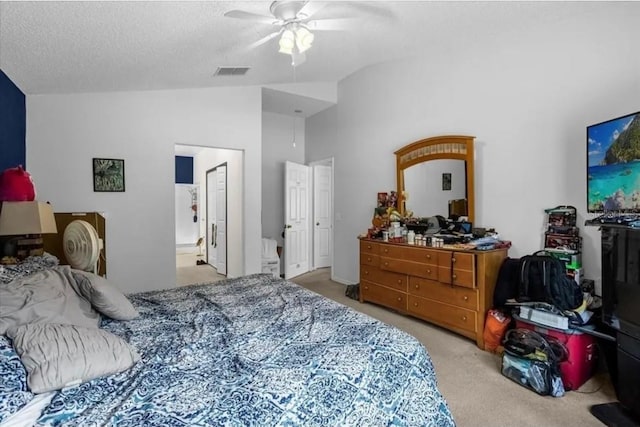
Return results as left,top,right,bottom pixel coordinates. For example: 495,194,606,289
395,135,475,222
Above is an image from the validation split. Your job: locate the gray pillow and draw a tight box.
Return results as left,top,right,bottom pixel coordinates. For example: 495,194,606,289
0,266,100,335
7,323,140,394
72,271,139,320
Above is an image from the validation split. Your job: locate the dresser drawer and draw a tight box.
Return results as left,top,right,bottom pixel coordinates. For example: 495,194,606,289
360,252,380,267
408,277,479,310
407,295,478,334
451,252,474,271
360,265,407,292
360,280,406,311
437,266,476,288
380,245,438,265
381,257,439,281
360,240,380,255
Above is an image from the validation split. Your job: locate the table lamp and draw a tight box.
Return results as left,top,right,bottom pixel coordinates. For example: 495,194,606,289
0,201,58,260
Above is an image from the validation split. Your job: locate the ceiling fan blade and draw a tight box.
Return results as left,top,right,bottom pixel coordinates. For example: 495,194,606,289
297,1,326,19
305,18,355,31
247,30,282,50
223,10,278,25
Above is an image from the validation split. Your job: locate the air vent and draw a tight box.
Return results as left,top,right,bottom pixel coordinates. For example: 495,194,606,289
214,67,250,76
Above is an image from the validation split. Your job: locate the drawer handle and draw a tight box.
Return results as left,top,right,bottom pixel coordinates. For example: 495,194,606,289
414,284,419,289
426,254,431,259
364,270,369,275
462,315,467,321
384,248,389,253
367,257,372,262
384,261,389,266
397,279,402,284
413,302,418,307
452,274,457,279
367,244,372,249
463,295,468,301
397,297,402,302
364,285,369,290
426,269,431,274
452,257,457,263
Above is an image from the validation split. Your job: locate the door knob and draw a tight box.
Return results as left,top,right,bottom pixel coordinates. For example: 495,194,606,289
316,222,320,226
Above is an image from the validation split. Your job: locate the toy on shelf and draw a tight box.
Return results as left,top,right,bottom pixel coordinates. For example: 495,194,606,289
543,206,582,279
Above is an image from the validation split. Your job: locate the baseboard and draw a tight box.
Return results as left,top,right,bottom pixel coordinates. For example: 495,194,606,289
330,274,355,286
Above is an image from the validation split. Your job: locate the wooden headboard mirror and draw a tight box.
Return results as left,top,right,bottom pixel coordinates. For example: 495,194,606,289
395,135,475,222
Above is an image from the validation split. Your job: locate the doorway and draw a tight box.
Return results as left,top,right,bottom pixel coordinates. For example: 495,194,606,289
283,158,334,280
174,144,243,285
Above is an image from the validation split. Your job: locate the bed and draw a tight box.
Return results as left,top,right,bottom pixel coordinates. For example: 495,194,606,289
0,257,455,427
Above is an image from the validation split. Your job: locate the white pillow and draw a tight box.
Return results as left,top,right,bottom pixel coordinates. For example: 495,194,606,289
71,271,139,320
7,323,140,394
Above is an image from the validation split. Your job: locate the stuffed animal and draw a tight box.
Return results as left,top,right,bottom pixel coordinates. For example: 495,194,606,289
0,165,36,201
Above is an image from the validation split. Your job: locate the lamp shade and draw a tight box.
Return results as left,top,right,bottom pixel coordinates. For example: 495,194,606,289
295,27,314,53
278,29,295,54
0,201,58,236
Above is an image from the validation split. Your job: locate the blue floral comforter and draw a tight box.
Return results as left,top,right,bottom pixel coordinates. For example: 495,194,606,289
34,274,455,426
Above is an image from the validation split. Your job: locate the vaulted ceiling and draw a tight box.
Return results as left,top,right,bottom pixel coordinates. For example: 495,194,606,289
0,1,612,116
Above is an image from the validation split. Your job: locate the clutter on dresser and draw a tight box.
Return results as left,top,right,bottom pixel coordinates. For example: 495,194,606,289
362,200,512,250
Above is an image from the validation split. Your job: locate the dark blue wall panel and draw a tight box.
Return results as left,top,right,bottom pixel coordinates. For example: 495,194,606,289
175,156,194,184
0,69,26,172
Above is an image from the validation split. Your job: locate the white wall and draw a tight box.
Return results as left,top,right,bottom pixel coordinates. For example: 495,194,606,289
306,4,640,291
262,112,305,248
193,147,244,278
26,86,262,293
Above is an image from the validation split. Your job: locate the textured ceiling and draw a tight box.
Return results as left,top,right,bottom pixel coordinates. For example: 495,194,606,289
0,1,612,115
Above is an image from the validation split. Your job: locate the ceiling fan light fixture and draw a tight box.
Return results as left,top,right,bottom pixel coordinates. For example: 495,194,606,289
278,29,295,54
295,26,314,53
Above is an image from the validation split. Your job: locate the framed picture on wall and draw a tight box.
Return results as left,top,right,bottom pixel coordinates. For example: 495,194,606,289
93,158,125,192
442,173,452,191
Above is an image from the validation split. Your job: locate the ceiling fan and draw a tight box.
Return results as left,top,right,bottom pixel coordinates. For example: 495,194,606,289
224,1,350,66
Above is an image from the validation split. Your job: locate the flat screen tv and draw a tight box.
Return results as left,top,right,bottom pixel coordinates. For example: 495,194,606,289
587,110,640,213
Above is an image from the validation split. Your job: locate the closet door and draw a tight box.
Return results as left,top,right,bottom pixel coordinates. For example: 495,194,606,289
215,165,227,275
284,161,310,279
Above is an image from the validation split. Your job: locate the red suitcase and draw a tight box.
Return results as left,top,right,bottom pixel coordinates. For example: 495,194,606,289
515,318,598,390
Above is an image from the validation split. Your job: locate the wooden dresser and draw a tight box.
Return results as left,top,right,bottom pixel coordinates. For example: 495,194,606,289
359,238,507,349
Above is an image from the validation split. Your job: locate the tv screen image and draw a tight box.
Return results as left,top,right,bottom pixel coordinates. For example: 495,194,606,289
587,111,640,212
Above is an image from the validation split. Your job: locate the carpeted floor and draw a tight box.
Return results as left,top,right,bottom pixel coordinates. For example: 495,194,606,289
176,252,226,286
290,268,616,427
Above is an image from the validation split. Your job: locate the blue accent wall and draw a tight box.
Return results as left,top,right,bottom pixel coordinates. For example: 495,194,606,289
0,69,26,171
175,156,194,184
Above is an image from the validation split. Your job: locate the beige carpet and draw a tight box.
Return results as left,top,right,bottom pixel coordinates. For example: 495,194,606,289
176,252,226,286
290,268,615,427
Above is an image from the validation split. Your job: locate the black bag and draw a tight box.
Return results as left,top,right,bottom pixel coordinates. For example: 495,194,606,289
518,251,583,311
502,328,566,397
345,284,359,300
493,257,521,309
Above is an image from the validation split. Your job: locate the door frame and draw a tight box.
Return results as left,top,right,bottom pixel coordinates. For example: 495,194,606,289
309,157,334,279
206,162,227,275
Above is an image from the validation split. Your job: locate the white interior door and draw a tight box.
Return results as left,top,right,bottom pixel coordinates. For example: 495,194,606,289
216,165,227,275
206,170,217,267
284,161,310,279
313,164,332,269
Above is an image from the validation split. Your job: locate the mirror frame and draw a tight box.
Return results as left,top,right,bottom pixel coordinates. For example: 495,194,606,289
395,135,475,222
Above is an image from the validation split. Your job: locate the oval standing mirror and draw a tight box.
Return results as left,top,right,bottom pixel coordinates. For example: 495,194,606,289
395,135,475,222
